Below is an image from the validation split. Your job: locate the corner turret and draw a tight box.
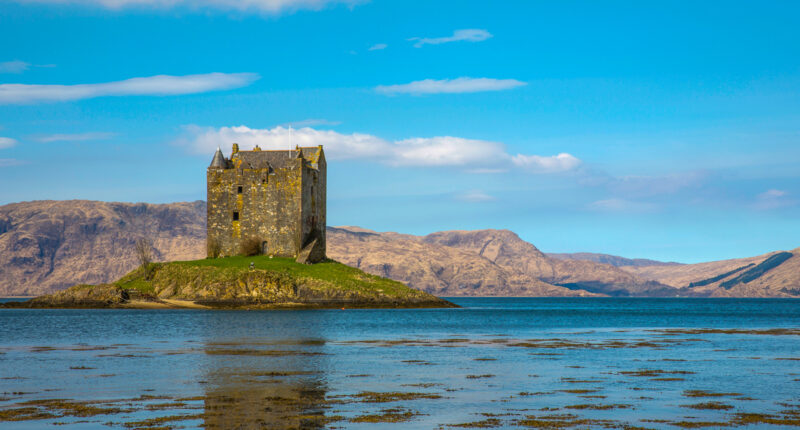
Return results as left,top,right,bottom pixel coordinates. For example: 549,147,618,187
209,147,226,168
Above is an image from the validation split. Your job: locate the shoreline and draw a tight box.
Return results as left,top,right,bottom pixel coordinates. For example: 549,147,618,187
1,298,457,310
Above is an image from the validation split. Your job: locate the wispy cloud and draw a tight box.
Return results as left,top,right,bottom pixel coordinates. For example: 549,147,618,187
455,190,495,203
755,189,795,210
375,77,526,95
0,60,55,74
11,0,362,14
0,60,31,74
0,158,25,167
0,72,259,104
33,132,116,142
368,43,387,51
610,172,706,198
282,119,341,127
512,153,581,173
178,125,580,174
409,29,492,48
588,198,656,213
0,137,18,149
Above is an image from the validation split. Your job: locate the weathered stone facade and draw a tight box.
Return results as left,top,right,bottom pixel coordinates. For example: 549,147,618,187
206,144,326,263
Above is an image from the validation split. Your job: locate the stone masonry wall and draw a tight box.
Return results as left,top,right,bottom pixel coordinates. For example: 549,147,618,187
207,147,326,262
301,154,326,262
207,160,303,258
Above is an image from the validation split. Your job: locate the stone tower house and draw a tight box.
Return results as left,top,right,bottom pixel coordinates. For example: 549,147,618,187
206,143,326,263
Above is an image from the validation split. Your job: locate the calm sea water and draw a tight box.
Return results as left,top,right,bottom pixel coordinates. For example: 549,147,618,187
1,298,799,429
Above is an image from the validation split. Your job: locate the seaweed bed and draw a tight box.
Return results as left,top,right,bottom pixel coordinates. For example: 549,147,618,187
1,328,799,429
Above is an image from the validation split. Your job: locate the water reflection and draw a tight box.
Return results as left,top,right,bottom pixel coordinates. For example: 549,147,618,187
199,314,331,429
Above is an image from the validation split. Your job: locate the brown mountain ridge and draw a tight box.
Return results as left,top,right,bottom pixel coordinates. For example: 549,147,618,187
0,200,797,298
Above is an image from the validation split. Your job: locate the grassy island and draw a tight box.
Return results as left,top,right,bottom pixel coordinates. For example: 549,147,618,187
6,257,456,309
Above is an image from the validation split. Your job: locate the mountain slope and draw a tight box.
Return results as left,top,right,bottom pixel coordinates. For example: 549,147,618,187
422,230,674,296
327,227,590,297
0,200,205,296
620,249,800,297
548,252,680,268
0,200,796,298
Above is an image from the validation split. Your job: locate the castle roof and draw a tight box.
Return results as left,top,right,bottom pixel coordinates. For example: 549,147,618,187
209,147,227,168
231,146,324,170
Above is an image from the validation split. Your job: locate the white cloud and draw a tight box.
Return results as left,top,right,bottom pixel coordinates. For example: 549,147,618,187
409,29,492,48
375,77,526,95
0,137,18,149
182,125,388,161
512,153,581,173
456,190,495,203
34,132,115,142
0,60,31,74
178,125,580,173
390,136,508,167
0,72,259,104
11,0,361,13
368,43,387,51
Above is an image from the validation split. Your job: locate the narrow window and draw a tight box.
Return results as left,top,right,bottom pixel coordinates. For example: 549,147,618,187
237,186,243,194
233,211,239,221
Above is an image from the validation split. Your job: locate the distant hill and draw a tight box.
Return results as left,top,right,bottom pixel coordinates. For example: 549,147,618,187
0,200,206,296
621,249,800,297
417,229,672,296
0,200,797,298
327,227,593,297
547,252,681,268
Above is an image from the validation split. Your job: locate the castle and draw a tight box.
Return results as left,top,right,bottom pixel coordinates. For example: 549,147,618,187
206,143,326,263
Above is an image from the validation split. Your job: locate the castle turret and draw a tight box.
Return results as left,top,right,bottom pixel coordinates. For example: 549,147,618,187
209,147,226,168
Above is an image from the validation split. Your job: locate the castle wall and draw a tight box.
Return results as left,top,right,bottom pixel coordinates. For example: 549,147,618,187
207,161,303,258
207,147,326,262
300,155,326,262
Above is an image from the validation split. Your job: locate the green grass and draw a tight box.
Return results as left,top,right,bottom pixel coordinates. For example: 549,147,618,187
114,274,155,294
112,256,431,301
176,256,414,296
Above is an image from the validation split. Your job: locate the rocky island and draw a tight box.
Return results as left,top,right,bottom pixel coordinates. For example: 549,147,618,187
3,256,456,309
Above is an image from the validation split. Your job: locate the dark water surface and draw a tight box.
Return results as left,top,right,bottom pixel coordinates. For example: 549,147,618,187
1,298,799,429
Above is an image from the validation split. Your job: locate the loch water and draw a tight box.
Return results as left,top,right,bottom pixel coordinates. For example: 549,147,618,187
1,298,799,429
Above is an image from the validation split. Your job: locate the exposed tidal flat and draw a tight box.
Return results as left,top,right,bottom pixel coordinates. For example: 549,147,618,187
0,298,799,429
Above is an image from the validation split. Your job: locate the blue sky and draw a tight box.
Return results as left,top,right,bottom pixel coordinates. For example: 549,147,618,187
1,0,798,262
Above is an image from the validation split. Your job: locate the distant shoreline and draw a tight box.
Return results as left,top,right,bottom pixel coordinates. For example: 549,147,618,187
0,296,35,299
